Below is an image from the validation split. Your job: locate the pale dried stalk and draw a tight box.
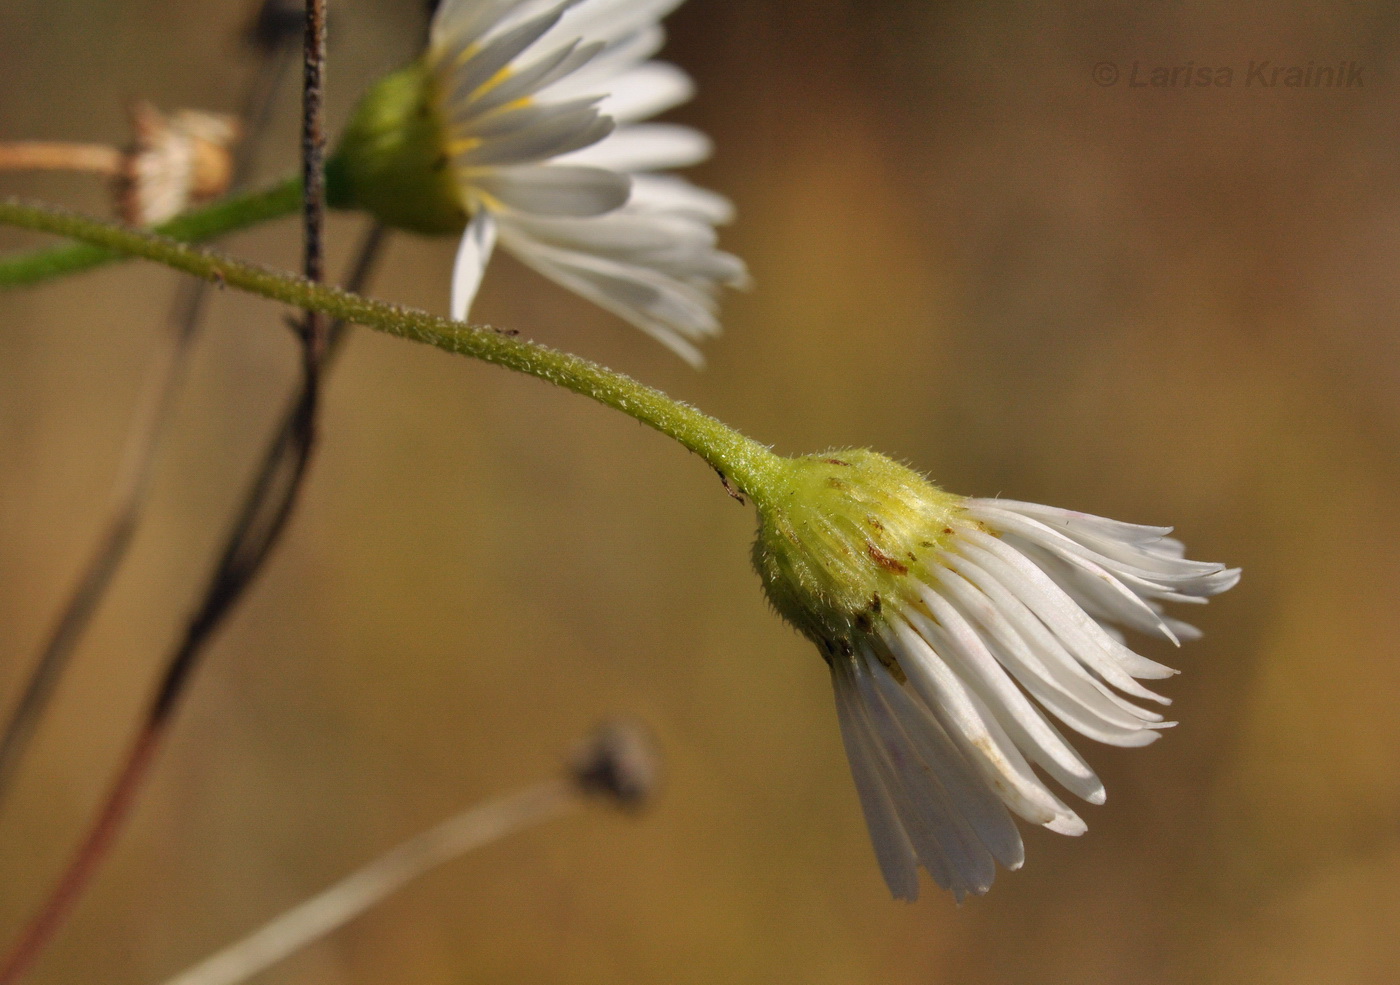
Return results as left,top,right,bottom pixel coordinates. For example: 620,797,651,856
0,143,122,175
157,781,577,985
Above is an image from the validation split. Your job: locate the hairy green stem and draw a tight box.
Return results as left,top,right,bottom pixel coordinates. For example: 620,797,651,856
0,197,783,503
0,177,301,288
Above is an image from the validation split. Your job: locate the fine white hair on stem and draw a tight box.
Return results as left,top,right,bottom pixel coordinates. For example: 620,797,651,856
155,781,575,985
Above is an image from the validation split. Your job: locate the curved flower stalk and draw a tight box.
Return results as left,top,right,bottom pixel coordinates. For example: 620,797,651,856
331,0,747,365
0,200,1241,904
752,451,1239,901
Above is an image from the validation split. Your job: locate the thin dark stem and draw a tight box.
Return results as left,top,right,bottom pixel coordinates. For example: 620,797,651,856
152,225,388,723
0,28,300,809
0,225,388,985
300,0,328,366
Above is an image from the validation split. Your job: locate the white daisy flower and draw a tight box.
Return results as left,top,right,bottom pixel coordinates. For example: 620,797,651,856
751,451,1239,900
427,0,747,365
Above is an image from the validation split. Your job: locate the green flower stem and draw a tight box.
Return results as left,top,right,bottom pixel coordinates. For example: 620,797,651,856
0,177,301,289
0,197,784,503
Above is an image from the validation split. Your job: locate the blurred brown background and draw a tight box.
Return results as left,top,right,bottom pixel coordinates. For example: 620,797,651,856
2,1,1399,982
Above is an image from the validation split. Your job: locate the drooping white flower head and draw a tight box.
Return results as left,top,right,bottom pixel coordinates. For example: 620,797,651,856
750,451,1239,900
426,0,747,365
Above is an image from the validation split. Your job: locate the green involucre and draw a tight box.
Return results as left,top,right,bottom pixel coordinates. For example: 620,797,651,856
752,450,965,652
327,60,468,236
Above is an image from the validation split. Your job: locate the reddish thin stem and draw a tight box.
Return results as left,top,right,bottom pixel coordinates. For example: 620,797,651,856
0,221,387,984
0,25,300,810
0,725,162,985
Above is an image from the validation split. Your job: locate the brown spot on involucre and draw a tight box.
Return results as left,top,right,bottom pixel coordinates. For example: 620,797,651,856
865,540,909,575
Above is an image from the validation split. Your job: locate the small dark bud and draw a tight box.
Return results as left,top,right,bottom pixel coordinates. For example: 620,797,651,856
247,0,307,52
568,719,661,811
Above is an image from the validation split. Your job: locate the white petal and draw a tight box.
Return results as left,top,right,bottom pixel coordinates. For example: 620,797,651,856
1020,545,1188,643
830,662,920,901
450,211,498,321
501,208,715,256
927,563,1167,747
553,0,685,50
846,655,994,897
596,62,695,121
499,226,719,365
956,531,1177,702
973,499,1174,544
432,0,524,52
455,40,602,119
972,499,1239,597
444,4,574,106
980,509,1183,643
536,24,666,99
882,617,1080,830
863,654,1023,870
907,591,1105,804
454,102,614,167
629,174,736,223
560,123,711,171
475,165,631,216
984,505,1234,598
500,203,743,283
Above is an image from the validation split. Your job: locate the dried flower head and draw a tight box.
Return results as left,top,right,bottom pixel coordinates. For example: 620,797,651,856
569,718,662,810
114,102,240,227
